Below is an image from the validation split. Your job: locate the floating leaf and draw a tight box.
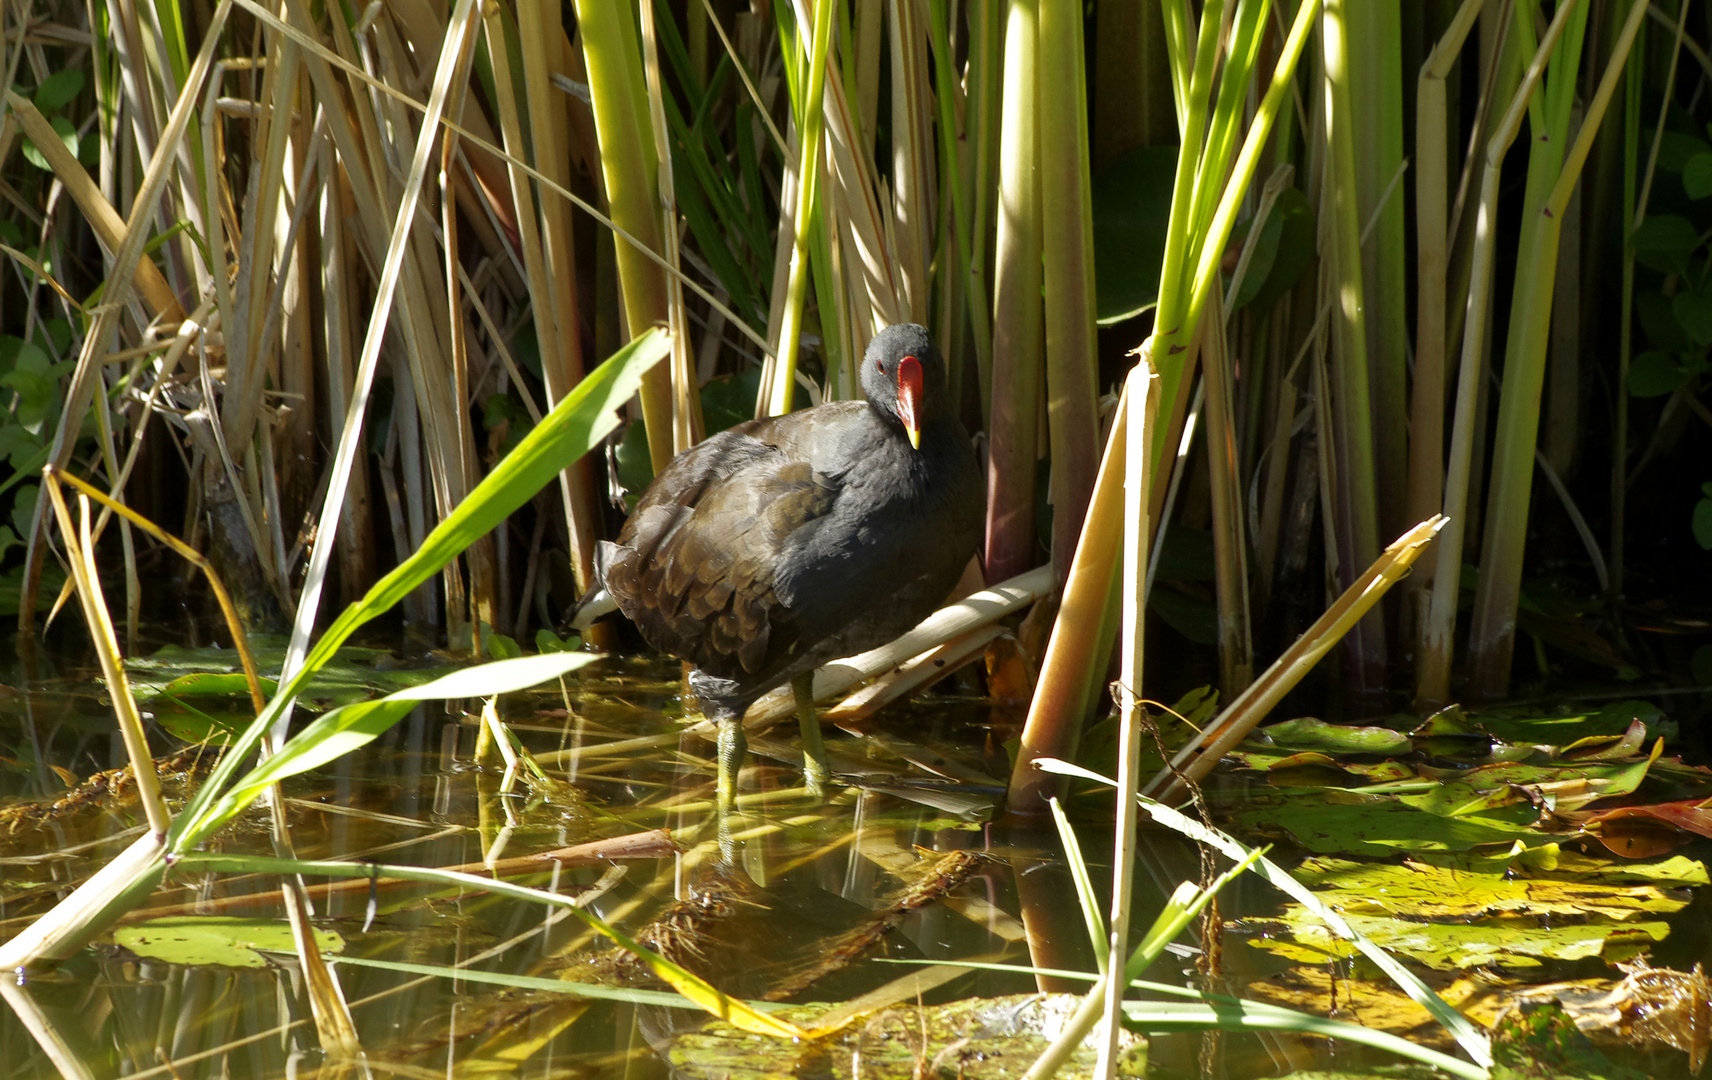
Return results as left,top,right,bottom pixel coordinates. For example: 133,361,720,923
1477,700,1665,750
1260,717,1412,756
1281,858,1692,922
1233,795,1550,856
116,917,343,969
160,672,278,699
127,641,442,706
1244,907,1669,970
1586,799,1712,842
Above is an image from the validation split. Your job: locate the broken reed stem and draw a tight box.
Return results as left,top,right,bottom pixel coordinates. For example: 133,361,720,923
49,467,268,713
41,479,170,838
1145,516,1448,804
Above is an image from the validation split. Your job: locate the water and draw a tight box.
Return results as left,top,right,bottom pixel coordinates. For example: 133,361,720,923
3,637,1710,1078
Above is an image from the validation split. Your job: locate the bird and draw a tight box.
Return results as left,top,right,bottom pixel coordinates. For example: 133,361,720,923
574,323,984,825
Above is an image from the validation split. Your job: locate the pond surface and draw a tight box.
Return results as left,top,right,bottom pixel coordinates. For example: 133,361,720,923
0,637,1709,1079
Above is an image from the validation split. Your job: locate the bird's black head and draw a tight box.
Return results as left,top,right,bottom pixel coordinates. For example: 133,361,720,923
861,323,947,449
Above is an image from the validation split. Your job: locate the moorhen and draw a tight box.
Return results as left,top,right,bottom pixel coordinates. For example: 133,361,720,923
579,323,983,817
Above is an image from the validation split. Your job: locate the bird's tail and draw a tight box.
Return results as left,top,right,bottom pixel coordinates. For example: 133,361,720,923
567,540,621,632
568,586,618,632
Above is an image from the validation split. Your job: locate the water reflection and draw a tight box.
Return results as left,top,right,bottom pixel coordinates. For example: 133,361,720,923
0,647,1096,1078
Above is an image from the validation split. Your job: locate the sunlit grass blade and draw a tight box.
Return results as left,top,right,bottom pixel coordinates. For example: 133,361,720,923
196,653,598,835
171,328,669,850
331,955,786,1011
1126,848,1264,970
1035,758,1494,1068
1117,1000,1485,1080
1047,797,1108,969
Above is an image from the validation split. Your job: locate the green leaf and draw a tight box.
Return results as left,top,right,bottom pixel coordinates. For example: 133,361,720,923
613,418,655,508
1246,904,1669,970
1233,795,1548,856
0,422,45,468
535,628,581,653
32,69,85,112
160,672,278,699
1630,214,1700,275
1654,130,1711,173
39,317,71,355
1150,587,1218,645
126,640,443,706
1260,717,1412,755
19,116,77,171
1686,153,1712,199
1694,496,1712,550
699,368,763,433
1092,145,1178,325
1630,214,1700,253
1230,187,1314,314
480,393,534,458
1672,285,1712,345
1638,290,1693,351
10,485,38,542
1628,351,1688,397
115,916,343,968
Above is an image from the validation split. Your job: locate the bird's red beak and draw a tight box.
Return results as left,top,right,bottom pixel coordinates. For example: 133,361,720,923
897,354,924,449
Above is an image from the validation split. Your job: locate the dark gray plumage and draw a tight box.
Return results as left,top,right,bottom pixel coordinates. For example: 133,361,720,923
594,323,984,722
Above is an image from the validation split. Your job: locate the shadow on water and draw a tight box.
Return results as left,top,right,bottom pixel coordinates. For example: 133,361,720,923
1,633,1710,1079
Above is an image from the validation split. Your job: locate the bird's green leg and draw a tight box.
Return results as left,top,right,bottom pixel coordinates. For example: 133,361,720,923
793,672,829,797
716,716,747,819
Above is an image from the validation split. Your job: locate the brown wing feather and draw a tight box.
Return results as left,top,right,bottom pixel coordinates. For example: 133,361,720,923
603,431,838,680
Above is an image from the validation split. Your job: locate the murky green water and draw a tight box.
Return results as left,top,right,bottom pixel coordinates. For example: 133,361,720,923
3,637,1710,1079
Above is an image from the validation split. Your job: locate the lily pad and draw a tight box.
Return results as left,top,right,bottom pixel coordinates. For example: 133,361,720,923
1405,746,1660,817
1477,701,1664,751
1281,857,1692,922
115,916,344,968
1261,717,1413,756
1244,907,1669,970
1233,795,1552,856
